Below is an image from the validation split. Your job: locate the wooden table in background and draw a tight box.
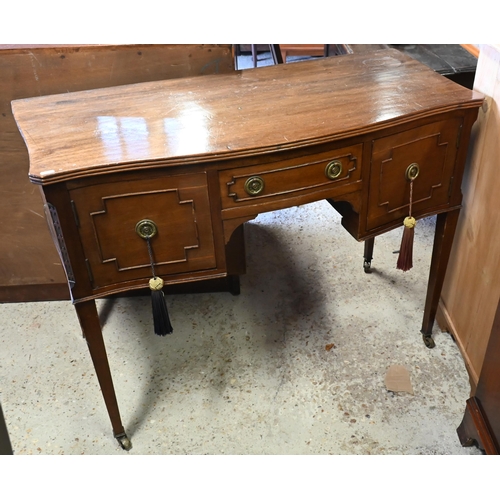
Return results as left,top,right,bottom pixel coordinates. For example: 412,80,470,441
0,44,234,303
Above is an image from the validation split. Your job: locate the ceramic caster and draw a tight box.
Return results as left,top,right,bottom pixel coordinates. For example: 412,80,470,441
363,260,372,273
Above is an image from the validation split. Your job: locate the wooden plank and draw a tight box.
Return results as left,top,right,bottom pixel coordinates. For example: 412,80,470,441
439,44,500,386
279,44,325,61
0,44,234,303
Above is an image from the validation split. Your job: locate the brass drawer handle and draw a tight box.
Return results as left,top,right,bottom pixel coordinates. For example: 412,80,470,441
244,176,265,196
135,219,158,239
405,163,420,182
325,160,343,180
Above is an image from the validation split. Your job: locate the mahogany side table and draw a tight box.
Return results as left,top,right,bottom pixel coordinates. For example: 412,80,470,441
12,49,483,449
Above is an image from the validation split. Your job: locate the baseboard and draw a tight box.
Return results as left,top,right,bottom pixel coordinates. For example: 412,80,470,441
0,283,70,303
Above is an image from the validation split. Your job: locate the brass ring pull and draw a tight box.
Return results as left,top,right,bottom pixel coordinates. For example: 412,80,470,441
135,219,158,239
244,176,265,196
325,160,343,180
405,163,420,182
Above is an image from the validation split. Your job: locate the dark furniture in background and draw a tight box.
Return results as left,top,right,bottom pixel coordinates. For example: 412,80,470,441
0,403,13,455
458,297,500,454
391,44,477,89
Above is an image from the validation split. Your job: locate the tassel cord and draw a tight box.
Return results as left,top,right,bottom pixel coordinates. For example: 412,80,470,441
408,180,413,218
145,236,157,278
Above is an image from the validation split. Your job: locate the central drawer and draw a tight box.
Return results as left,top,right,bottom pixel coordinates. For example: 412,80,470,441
219,144,363,218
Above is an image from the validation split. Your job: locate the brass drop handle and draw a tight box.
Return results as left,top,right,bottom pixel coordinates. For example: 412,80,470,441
244,176,265,196
405,163,420,182
135,219,158,239
325,160,343,180
135,218,173,336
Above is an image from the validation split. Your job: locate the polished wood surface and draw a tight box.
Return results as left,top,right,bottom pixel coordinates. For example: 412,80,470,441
438,44,500,388
12,49,483,448
0,44,234,302
13,49,482,184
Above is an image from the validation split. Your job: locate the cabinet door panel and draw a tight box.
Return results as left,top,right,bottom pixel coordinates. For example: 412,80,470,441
367,118,462,231
70,172,216,289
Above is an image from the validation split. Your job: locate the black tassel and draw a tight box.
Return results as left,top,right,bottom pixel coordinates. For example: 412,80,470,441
136,222,174,336
149,277,173,336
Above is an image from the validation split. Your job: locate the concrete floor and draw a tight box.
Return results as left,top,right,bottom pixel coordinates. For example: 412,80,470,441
0,52,484,455
0,200,483,455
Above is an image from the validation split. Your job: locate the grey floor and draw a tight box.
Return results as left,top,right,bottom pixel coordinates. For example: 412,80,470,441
0,201,483,455
0,52,484,455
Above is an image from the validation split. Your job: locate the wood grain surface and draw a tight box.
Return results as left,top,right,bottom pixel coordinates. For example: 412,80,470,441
12,49,483,185
439,44,500,387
